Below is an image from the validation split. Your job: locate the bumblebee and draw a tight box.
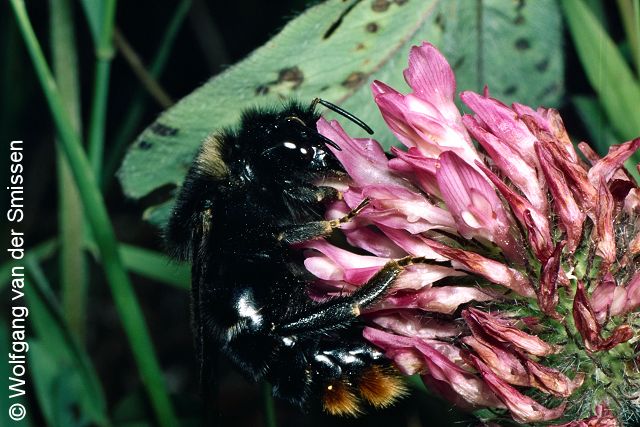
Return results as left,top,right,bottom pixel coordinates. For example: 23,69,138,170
165,99,410,416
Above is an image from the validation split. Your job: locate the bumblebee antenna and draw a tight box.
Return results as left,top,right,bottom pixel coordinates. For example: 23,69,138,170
311,98,374,135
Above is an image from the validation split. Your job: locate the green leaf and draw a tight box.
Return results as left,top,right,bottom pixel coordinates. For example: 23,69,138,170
562,0,640,141
119,244,189,289
118,0,564,227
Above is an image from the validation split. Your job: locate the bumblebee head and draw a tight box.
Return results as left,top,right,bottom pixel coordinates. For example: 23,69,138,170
235,102,344,187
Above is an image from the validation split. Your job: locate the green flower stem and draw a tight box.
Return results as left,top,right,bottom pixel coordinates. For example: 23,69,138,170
103,0,191,185
87,59,111,182
87,0,116,183
9,2,179,426
261,381,278,427
113,28,174,108
50,0,88,341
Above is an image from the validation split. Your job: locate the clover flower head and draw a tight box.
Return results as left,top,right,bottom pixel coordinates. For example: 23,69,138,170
307,42,640,425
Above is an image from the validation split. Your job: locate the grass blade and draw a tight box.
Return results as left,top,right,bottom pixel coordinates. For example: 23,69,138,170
562,0,640,141
86,0,117,182
119,244,189,289
50,0,88,341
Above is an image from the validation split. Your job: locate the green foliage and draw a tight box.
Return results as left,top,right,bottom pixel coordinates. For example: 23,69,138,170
563,0,640,141
118,0,565,228
562,0,640,180
24,256,109,427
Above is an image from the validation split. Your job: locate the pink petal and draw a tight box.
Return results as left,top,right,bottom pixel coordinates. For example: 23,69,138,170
342,227,407,258
317,118,412,189
623,272,640,314
464,114,548,214
477,161,553,262
424,239,535,298
389,146,440,195
515,105,578,163
302,240,388,285
381,285,494,314
535,142,586,253
343,186,456,234
436,151,523,263
403,42,456,116
367,309,461,339
590,273,617,323
374,90,427,149
460,91,538,165
304,256,343,281
378,225,448,260
392,263,466,291
624,188,640,215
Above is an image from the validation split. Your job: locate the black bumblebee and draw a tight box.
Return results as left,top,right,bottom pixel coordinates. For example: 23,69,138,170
165,99,413,416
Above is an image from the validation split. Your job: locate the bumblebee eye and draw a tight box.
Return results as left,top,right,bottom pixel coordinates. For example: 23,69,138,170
277,141,315,161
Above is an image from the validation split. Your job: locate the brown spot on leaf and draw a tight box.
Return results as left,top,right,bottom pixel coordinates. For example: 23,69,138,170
277,66,304,89
150,122,178,137
366,22,379,32
342,72,366,89
394,0,408,4
372,0,390,12
138,140,153,150
356,42,366,51
536,58,550,72
435,13,445,31
504,85,517,96
515,38,531,50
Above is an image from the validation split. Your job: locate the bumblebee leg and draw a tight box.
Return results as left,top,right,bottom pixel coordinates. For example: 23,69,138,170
275,257,419,335
278,198,370,244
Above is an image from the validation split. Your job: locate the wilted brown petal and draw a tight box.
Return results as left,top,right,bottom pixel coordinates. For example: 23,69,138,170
526,360,585,397
538,241,566,319
462,335,529,386
467,354,567,423
590,273,617,324
588,138,640,186
550,403,619,427
463,308,558,357
572,282,634,352
414,340,504,408
593,178,616,270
